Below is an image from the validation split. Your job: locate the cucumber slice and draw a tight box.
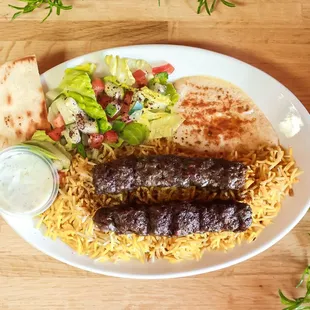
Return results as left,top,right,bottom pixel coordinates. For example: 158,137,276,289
76,113,99,134
105,81,124,100
56,97,81,125
47,96,62,124
62,123,81,144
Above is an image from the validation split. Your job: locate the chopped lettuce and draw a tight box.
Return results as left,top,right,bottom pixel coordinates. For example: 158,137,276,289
112,120,126,133
105,55,135,86
58,65,108,121
104,55,152,86
23,144,58,160
72,63,96,75
148,73,179,104
126,58,152,73
155,72,169,83
23,141,71,170
120,123,149,145
97,118,112,134
31,130,54,143
137,110,163,129
103,75,120,85
148,114,184,140
63,91,105,120
103,76,134,91
140,87,171,110
137,110,184,140
140,110,170,121
136,116,150,129
148,72,168,88
60,69,96,99
30,131,72,164
166,83,179,104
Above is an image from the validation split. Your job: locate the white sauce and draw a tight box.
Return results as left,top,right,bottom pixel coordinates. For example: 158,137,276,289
0,152,54,215
279,114,304,138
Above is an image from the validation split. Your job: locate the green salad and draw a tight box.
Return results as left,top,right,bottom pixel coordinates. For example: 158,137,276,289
28,55,183,168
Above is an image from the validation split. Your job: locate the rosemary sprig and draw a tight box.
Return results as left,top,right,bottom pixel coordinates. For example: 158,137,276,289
279,266,310,310
9,0,235,21
197,0,236,14
9,0,72,22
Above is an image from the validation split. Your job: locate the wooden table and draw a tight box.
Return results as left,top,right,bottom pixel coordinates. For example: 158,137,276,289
0,1,309,309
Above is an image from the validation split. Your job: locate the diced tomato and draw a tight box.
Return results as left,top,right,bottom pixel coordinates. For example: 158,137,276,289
47,127,64,141
103,130,118,144
120,102,130,114
92,78,105,96
124,91,134,105
58,171,66,186
133,70,147,86
119,102,130,122
52,112,65,128
89,133,104,149
99,94,113,109
152,63,175,75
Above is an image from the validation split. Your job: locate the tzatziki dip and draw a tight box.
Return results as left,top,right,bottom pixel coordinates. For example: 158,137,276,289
0,146,59,216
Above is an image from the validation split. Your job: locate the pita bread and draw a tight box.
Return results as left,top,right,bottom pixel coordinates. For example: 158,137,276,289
173,76,278,155
0,55,50,150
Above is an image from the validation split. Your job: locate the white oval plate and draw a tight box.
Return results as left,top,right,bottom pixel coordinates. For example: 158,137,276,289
2,45,310,279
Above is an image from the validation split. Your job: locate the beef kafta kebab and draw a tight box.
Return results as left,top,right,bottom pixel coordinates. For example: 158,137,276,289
93,155,247,194
94,200,252,237
92,155,251,236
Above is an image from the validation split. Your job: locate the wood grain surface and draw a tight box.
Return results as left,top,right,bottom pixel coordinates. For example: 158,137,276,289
0,0,309,309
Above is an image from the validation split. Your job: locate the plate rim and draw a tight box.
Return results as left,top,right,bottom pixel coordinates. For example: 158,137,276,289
3,44,310,279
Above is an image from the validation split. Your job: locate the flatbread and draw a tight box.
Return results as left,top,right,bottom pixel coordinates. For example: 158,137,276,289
173,76,278,155
0,55,50,150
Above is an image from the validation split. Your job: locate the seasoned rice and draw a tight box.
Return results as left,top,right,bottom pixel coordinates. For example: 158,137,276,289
37,140,302,262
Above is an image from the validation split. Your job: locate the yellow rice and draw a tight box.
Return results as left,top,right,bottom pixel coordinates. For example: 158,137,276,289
37,140,302,263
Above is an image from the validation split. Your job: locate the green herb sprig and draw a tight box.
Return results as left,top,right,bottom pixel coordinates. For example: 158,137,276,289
9,0,235,21
9,0,72,22
197,0,236,15
279,266,310,310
